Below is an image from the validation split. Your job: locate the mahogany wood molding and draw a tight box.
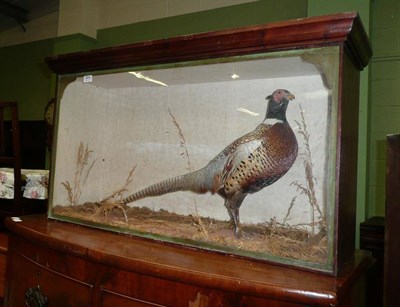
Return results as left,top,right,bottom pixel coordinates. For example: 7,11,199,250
46,11,371,75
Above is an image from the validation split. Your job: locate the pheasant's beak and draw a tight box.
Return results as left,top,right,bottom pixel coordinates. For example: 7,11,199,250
287,93,295,101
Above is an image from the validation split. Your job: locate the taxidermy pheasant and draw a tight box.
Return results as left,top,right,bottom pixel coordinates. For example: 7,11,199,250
122,89,298,237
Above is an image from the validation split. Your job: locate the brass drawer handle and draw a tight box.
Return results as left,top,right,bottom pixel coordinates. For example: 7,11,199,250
25,285,48,307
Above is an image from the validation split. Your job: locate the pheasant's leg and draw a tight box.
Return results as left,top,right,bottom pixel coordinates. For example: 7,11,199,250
224,193,246,238
223,200,235,225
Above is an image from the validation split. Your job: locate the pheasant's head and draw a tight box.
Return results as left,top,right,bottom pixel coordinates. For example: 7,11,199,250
265,89,295,121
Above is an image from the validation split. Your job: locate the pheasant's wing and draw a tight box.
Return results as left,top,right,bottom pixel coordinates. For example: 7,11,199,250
206,123,272,193
222,138,262,181
219,124,271,184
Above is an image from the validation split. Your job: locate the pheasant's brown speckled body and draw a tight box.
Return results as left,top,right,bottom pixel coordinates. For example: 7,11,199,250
122,89,298,237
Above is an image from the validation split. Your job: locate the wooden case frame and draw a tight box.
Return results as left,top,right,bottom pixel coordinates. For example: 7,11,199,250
46,12,371,276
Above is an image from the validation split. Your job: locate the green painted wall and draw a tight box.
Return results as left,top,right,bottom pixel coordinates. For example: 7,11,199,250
97,0,308,48
0,38,54,120
53,34,98,55
369,0,400,217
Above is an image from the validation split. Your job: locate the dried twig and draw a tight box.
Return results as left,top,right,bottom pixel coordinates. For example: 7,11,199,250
61,143,136,222
61,142,97,206
101,165,136,203
93,201,129,222
168,108,209,238
283,196,297,224
92,164,137,222
168,109,193,172
288,105,326,234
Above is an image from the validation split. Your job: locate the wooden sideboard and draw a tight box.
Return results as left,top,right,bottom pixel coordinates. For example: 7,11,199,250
4,214,373,307
0,231,8,299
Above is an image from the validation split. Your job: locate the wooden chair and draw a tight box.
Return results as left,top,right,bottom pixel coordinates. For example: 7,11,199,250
0,101,48,229
0,101,21,300
0,101,49,300
384,134,400,307
0,101,22,223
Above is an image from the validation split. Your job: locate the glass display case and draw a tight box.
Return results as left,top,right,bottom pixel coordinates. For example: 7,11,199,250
46,12,371,275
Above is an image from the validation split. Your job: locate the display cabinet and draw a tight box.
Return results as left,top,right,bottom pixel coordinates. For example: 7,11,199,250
44,12,371,275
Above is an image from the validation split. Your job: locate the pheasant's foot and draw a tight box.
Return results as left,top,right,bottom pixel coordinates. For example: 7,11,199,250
234,225,242,238
228,219,241,238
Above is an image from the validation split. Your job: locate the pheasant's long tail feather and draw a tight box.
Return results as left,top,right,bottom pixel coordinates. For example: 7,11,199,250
122,169,209,205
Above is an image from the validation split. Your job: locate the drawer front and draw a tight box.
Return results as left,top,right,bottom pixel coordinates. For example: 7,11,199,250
100,269,304,307
101,288,166,307
0,251,6,297
6,249,93,307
